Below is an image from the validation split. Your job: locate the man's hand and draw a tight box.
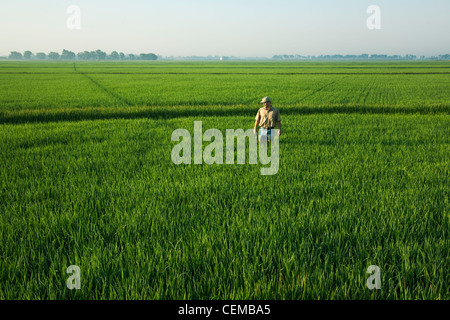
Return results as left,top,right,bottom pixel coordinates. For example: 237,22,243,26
278,130,281,136
253,128,258,135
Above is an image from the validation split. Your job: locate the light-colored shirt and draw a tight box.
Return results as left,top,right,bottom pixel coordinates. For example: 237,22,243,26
255,106,281,129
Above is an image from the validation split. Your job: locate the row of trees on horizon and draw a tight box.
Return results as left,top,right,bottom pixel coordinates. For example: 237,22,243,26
7,50,158,60
272,54,450,60
5,50,450,61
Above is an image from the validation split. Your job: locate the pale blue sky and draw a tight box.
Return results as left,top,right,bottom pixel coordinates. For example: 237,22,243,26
0,0,449,57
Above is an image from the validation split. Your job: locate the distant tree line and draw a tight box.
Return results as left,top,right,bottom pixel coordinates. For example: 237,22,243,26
8,50,158,60
272,54,450,61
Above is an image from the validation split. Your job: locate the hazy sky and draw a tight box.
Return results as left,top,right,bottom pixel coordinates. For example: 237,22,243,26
0,0,449,57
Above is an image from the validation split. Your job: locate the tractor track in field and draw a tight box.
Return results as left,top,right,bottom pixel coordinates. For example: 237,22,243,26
73,63,134,106
300,80,337,101
360,76,378,104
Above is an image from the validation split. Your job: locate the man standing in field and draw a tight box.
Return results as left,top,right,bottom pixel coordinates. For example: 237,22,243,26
253,96,281,143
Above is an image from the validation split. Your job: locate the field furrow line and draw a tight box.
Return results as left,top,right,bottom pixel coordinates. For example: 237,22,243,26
300,80,337,102
73,63,134,106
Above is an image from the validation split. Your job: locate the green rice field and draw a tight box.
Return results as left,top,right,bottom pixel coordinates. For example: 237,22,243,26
0,61,448,299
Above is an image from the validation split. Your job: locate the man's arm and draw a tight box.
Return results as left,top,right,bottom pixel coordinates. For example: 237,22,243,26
276,110,281,136
254,114,260,134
